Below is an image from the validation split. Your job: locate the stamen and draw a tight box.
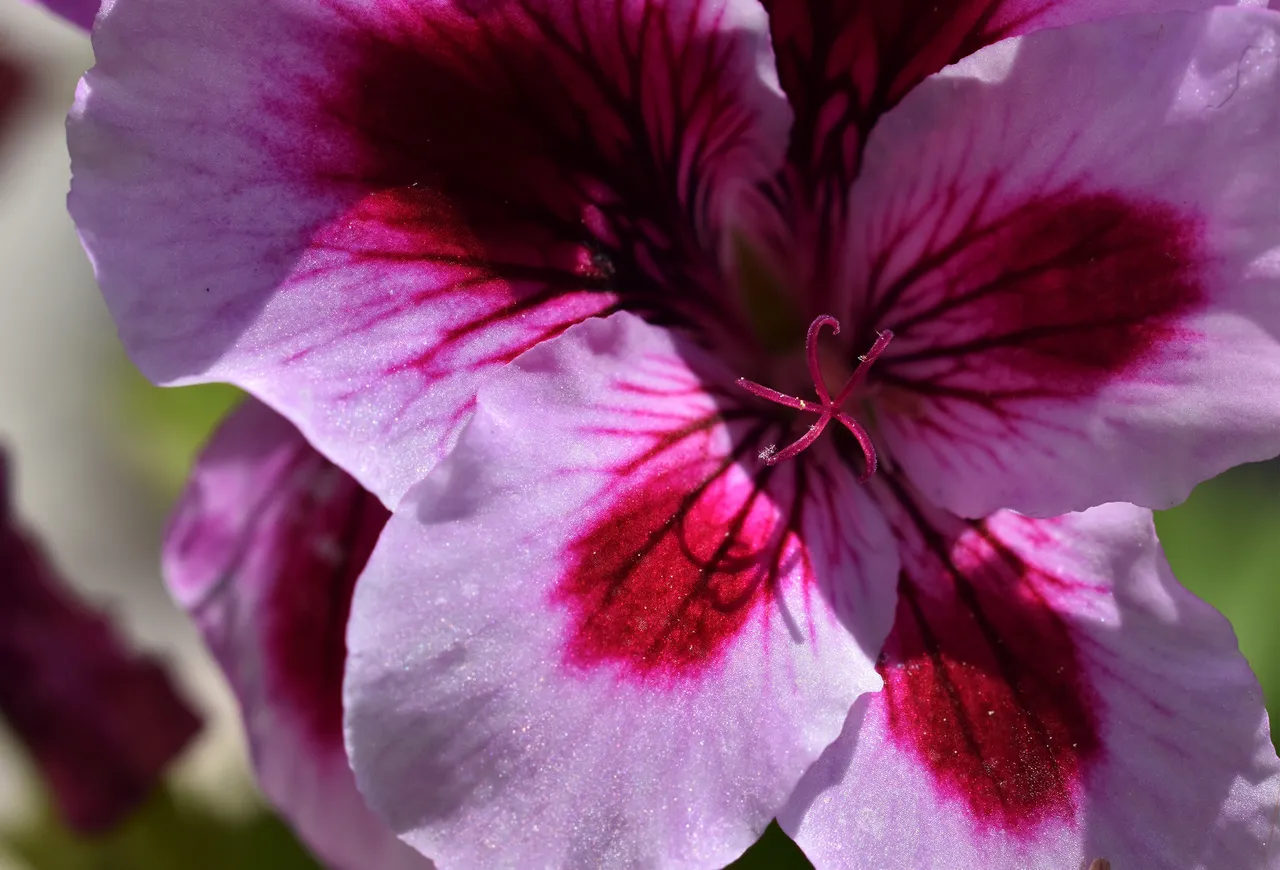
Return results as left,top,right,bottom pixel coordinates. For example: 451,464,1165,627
737,316,893,480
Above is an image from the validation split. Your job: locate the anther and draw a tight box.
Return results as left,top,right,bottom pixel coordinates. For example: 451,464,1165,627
737,315,893,480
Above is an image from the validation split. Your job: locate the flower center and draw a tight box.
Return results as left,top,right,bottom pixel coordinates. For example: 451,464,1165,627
736,315,892,479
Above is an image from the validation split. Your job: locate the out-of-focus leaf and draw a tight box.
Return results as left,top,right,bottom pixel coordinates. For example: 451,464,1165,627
2,783,322,870
1156,461,1280,727
111,357,242,501
727,821,812,869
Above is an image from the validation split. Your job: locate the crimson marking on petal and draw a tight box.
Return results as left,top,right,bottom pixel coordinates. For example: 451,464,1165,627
263,460,390,743
554,420,808,681
287,0,760,379
878,483,1100,832
875,192,1205,398
763,0,1062,192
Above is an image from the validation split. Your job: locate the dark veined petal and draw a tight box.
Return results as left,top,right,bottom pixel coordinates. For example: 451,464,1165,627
163,400,431,870
782,495,1280,870
762,0,1256,196
344,313,900,868
70,0,789,504
842,8,1280,517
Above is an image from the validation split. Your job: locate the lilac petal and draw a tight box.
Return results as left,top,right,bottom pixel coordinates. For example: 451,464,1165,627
782,498,1280,869
163,400,431,870
69,0,789,506
847,7,1280,517
0,451,200,833
344,312,900,868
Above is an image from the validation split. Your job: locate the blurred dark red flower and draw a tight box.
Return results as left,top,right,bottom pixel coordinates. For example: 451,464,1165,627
0,450,200,833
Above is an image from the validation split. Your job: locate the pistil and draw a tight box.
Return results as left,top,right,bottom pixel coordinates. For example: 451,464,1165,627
737,315,892,479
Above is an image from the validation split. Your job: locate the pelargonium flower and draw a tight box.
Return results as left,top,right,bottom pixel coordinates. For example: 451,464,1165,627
165,399,432,870
0,450,200,832
26,0,428,857
68,0,1280,866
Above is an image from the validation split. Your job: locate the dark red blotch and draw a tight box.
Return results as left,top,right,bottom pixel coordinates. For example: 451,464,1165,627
878,517,1100,832
306,0,741,371
879,192,1205,396
764,0,1014,190
972,194,1203,380
263,460,390,744
555,468,785,681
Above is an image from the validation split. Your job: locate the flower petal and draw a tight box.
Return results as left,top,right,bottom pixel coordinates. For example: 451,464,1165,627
762,0,1257,194
344,312,899,868
163,400,431,870
70,0,788,505
782,497,1280,870
24,0,99,30
847,7,1280,517
0,450,200,833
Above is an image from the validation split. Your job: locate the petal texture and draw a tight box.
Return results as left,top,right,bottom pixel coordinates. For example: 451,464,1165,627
70,0,787,505
163,400,430,870
344,313,899,869
763,0,1258,193
782,498,1280,870
850,7,1280,517
0,451,200,832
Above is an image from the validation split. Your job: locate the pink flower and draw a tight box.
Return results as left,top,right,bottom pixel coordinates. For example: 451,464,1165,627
28,0,422,857
165,399,432,870
0,450,200,832
68,0,1280,866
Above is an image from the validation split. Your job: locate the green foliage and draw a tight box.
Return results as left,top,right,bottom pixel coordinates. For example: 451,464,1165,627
2,786,320,870
111,358,242,500
728,821,814,870
1155,461,1280,721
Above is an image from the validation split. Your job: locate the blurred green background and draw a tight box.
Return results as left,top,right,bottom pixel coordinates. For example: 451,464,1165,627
5,365,1278,870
